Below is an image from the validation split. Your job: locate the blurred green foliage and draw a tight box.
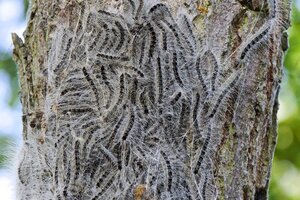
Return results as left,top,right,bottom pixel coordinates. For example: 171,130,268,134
269,5,300,200
23,0,29,17
0,53,19,167
0,53,19,107
0,136,12,168
0,0,299,198
0,49,19,169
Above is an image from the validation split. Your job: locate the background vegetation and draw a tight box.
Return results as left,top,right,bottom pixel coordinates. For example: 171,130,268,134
0,0,299,199
269,5,300,200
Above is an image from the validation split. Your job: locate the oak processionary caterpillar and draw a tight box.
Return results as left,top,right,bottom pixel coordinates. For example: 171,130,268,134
16,0,289,199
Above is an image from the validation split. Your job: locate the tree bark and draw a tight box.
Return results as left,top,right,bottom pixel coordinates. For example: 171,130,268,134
12,0,290,199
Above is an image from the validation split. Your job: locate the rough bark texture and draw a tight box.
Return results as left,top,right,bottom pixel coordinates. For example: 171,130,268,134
12,0,290,199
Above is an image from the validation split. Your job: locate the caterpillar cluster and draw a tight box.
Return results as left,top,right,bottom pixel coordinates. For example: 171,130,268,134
16,0,288,199
234,0,289,67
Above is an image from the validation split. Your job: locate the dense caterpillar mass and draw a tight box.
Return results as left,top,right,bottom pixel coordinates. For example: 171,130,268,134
17,0,288,199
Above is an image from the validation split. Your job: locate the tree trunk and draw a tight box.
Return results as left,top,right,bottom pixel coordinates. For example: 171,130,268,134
12,0,290,199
